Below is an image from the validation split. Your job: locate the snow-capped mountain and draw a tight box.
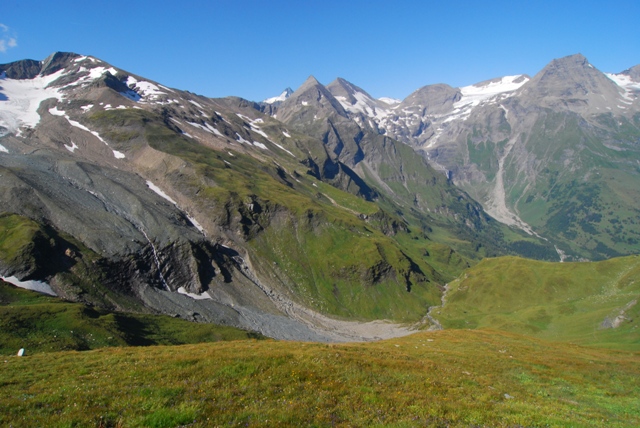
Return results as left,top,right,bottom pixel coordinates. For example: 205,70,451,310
263,87,293,105
3,50,639,342
2,52,537,341
264,54,640,260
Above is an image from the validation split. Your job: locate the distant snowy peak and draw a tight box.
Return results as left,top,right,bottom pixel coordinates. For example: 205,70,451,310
606,71,640,91
378,97,401,105
605,70,640,105
455,74,530,109
327,78,391,120
0,51,187,137
263,88,293,104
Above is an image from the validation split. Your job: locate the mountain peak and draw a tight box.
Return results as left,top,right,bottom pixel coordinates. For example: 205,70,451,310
275,75,348,122
326,77,391,120
300,75,322,89
521,53,620,104
0,51,82,80
263,87,293,104
399,83,461,115
538,53,594,75
621,64,640,81
40,52,82,76
326,77,370,99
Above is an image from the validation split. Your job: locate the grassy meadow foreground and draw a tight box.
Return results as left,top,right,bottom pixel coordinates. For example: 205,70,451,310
1,329,639,427
2,255,640,427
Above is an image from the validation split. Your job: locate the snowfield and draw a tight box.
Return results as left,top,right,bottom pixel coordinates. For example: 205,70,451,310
0,69,65,134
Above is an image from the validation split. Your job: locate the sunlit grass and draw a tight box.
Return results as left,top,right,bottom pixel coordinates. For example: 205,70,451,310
1,329,638,427
437,255,640,349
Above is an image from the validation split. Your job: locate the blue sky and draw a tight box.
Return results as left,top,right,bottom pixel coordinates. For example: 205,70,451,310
2,0,639,101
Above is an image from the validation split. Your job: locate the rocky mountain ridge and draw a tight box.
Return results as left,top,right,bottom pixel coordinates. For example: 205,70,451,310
264,53,640,260
1,52,548,341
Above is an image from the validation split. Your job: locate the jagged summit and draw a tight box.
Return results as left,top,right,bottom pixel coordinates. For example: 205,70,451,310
275,75,348,123
0,51,81,79
263,87,293,104
326,77,371,101
297,75,323,91
326,77,391,120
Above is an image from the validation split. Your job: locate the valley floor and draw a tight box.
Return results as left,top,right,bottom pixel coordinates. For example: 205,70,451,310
1,329,638,427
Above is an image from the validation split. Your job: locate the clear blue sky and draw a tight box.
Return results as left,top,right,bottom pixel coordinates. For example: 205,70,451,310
2,0,639,101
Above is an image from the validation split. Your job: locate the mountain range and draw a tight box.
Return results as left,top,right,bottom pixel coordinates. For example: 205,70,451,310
261,53,640,260
1,51,638,340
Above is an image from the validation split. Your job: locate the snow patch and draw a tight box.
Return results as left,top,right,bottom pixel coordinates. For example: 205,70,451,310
457,75,529,108
253,141,268,149
186,120,225,137
177,286,212,300
606,72,640,101
48,106,66,116
282,130,291,138
48,107,119,156
204,122,224,137
185,214,205,234
272,142,295,157
146,180,205,234
146,180,178,204
442,75,529,125
236,133,250,144
0,144,8,153
125,76,166,102
1,276,57,296
606,73,640,91
336,91,391,120
64,142,79,153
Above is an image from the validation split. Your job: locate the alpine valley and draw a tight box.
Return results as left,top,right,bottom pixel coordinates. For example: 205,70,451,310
1,51,639,344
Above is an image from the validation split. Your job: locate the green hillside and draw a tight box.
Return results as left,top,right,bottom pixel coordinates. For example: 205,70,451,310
434,255,640,349
0,280,262,355
1,329,638,427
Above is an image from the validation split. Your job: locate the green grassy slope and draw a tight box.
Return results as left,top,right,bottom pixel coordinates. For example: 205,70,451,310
0,280,262,355
0,213,144,311
88,108,450,322
508,111,640,260
435,255,640,349
1,329,638,427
